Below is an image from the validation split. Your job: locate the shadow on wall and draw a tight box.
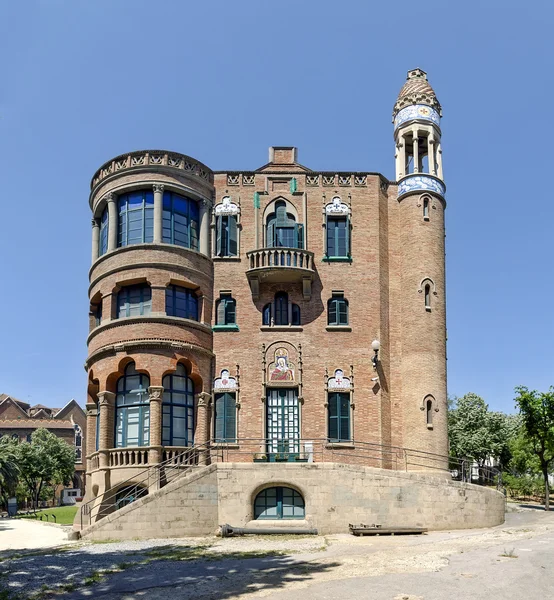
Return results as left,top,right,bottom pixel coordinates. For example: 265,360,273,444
0,544,340,599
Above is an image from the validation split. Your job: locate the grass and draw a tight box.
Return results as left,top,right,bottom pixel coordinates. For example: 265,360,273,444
499,548,518,558
18,506,78,525
143,544,287,563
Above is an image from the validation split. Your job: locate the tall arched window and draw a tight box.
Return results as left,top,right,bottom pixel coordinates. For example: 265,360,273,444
262,292,300,326
424,284,431,311
117,285,152,318
162,364,195,446
118,190,154,247
99,207,109,256
266,201,303,248
166,285,199,320
426,397,433,427
328,293,349,326
115,363,150,447
162,191,199,250
423,197,430,220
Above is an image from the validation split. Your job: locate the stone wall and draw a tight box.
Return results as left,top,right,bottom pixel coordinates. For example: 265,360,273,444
79,463,505,540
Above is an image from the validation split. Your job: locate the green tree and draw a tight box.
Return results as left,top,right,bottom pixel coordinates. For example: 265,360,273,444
0,437,19,507
16,428,75,508
514,386,554,510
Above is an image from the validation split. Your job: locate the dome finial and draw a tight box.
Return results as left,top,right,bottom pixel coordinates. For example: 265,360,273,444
393,68,441,118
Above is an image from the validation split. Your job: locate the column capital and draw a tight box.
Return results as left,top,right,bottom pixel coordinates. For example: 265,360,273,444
97,391,115,406
86,402,98,416
195,391,212,407
104,192,116,204
148,386,164,402
91,218,100,228
153,183,165,193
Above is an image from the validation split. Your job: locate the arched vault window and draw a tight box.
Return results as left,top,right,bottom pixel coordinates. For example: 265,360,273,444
266,201,303,249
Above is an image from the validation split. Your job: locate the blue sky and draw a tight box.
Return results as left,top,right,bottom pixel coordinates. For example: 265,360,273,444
0,1,552,413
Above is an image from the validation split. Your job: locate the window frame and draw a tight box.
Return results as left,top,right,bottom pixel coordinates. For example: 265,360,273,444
327,392,351,443
115,363,150,448
213,391,237,443
215,214,238,257
99,207,109,256
254,486,305,520
162,191,199,250
117,285,152,319
214,294,238,330
328,294,349,326
162,364,195,447
165,285,199,321
118,190,154,247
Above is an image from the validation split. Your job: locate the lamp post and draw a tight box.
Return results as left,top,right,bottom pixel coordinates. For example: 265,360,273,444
371,339,380,369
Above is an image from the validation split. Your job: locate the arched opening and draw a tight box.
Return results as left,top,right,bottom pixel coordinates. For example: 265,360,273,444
266,200,303,248
426,398,433,426
115,484,148,509
424,284,431,311
254,486,305,520
115,362,150,447
162,363,195,446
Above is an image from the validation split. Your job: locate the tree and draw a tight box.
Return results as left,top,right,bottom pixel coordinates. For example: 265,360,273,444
16,429,75,508
514,386,554,510
0,437,19,507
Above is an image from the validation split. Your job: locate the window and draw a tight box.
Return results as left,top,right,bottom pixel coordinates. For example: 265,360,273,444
262,292,300,326
99,207,109,256
215,294,236,326
94,302,102,327
26,434,32,443
166,285,199,320
118,190,154,247
214,392,236,443
423,197,430,220
162,191,199,250
74,424,82,463
426,398,433,427
215,215,238,257
115,363,150,447
266,201,303,249
162,363,195,446
117,285,152,318
424,284,431,311
328,392,351,442
254,487,305,520
326,217,350,258
328,293,348,326
115,485,147,509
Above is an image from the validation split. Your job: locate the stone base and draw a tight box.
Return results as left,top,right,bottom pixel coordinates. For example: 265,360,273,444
77,462,505,541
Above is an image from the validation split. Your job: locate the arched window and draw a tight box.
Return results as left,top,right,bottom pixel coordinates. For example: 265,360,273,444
216,215,238,257
254,487,305,520
162,364,195,446
117,285,152,318
266,201,303,249
166,285,199,320
118,190,154,247
328,393,351,442
262,293,300,326
115,363,150,447
424,284,431,311
74,424,82,463
216,294,236,326
162,191,199,250
426,398,433,426
99,207,109,256
423,197,430,220
328,293,348,326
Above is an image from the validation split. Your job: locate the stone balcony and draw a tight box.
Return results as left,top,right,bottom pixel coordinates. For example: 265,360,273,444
245,247,315,300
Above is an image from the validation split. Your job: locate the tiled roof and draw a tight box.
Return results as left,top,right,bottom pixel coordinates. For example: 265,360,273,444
0,394,30,408
0,419,74,430
393,68,442,118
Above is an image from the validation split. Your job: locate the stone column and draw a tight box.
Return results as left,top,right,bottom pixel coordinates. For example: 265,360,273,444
413,130,419,173
398,135,406,179
97,391,115,468
148,386,164,466
106,193,118,251
195,392,212,465
199,200,210,256
437,143,443,179
428,135,436,175
153,184,164,244
91,219,100,263
85,403,98,471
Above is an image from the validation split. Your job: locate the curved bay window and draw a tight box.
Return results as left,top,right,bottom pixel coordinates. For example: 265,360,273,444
118,190,154,247
263,292,300,326
115,363,150,447
162,364,195,446
254,487,305,520
163,191,199,250
117,285,152,318
99,207,109,256
266,201,303,248
166,285,199,320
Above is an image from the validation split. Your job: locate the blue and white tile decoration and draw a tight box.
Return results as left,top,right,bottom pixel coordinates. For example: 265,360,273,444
394,105,440,130
398,175,445,198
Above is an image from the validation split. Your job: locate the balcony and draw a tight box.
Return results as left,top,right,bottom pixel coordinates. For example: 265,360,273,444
246,247,315,300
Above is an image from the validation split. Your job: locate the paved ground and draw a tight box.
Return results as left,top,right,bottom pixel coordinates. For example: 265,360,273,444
1,508,554,599
0,518,73,551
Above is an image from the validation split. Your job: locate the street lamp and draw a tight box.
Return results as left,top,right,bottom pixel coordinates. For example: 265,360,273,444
371,339,380,369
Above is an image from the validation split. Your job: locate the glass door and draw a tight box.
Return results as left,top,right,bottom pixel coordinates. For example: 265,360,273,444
266,388,300,461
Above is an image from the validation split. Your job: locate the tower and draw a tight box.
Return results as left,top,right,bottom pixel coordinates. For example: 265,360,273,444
393,69,448,465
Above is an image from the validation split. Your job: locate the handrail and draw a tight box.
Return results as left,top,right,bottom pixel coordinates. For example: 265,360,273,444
246,247,315,271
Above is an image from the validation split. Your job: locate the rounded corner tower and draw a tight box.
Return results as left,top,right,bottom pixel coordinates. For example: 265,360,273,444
393,68,448,466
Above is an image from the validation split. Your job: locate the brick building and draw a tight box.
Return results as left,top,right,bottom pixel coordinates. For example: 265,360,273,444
0,394,87,498
76,68,491,537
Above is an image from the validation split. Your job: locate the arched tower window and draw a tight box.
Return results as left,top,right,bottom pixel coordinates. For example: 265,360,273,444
424,284,431,311
162,191,199,250
118,190,154,247
266,200,303,249
162,363,195,446
115,362,150,447
423,197,430,220
426,397,433,427
99,207,109,256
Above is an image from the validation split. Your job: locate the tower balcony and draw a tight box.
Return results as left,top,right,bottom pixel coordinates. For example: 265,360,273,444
246,247,315,301
397,173,446,201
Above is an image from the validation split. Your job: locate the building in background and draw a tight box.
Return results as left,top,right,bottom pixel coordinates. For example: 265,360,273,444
0,394,86,502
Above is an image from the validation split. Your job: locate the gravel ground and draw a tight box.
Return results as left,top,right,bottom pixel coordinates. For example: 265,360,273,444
1,508,553,600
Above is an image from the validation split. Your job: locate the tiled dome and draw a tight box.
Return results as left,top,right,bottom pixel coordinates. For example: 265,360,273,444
393,69,442,118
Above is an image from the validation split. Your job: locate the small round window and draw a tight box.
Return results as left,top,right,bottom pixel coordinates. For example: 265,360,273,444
254,486,305,519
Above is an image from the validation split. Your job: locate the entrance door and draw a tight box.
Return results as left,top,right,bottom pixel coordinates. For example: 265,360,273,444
266,388,300,459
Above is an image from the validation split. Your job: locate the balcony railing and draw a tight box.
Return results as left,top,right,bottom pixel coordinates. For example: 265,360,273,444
245,247,315,300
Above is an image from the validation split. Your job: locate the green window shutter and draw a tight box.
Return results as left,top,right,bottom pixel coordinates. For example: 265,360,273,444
216,299,226,325
266,220,275,247
216,215,222,256
338,299,348,325
328,393,339,440
254,192,260,209
339,394,350,441
214,393,225,441
328,299,337,325
296,224,304,249
225,393,237,441
225,298,236,324
289,178,297,193
229,216,238,256
346,215,351,256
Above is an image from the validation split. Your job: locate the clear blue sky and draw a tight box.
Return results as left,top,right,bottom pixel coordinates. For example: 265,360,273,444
1,1,552,413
